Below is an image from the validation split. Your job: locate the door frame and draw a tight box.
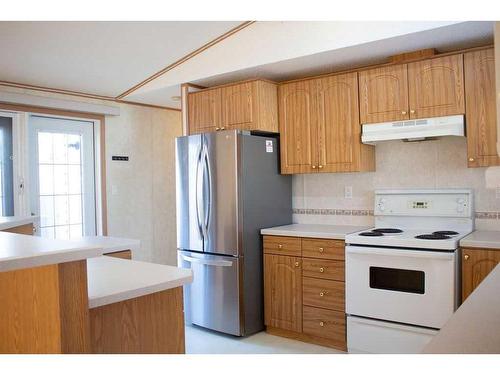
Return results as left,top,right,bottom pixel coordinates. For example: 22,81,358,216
0,104,107,235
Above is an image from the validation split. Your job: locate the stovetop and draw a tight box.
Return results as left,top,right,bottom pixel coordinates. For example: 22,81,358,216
345,227,471,251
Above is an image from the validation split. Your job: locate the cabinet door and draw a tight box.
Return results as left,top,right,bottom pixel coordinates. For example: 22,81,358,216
358,64,409,124
264,254,302,332
408,54,465,119
316,73,361,173
221,81,255,130
188,89,221,134
462,248,500,302
279,80,318,174
464,48,500,167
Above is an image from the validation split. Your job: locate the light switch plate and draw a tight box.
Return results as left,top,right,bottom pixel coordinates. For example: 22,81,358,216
345,186,353,199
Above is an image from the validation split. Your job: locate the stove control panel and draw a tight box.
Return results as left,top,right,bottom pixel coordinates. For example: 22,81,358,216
374,190,472,218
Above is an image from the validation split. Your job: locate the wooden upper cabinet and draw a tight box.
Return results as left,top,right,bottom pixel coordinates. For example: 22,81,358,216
264,254,302,333
462,248,500,302
279,80,317,174
464,48,500,168
187,80,278,135
359,64,410,124
188,88,222,134
408,54,465,119
221,81,254,130
316,73,374,173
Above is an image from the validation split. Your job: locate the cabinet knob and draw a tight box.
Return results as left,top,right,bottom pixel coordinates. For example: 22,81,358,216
319,292,325,297
468,157,475,162
278,244,283,249
319,321,325,327
312,165,317,169
319,247,324,253
401,111,407,115
295,261,300,267
215,127,220,131
464,254,469,260
319,267,324,273
221,127,226,130
318,165,323,169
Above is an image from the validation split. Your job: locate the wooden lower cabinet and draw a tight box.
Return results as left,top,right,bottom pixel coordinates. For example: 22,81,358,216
263,235,346,351
462,247,500,302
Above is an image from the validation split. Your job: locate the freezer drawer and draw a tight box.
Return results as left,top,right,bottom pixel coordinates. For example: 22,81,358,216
178,251,242,336
347,316,437,354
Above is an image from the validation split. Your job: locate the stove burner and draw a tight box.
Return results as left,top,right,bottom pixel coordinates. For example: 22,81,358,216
372,228,403,234
359,231,384,237
415,233,451,240
432,231,459,236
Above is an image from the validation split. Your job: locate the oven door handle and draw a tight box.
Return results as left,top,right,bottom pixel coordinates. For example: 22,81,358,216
346,246,455,260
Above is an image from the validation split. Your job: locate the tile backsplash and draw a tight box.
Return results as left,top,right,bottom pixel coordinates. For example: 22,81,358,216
292,137,500,230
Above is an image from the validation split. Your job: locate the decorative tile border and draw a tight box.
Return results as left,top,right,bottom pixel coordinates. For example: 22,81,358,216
293,209,500,220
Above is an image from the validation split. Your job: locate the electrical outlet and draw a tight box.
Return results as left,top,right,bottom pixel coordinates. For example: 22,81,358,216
345,186,353,199
496,187,500,199
111,185,118,196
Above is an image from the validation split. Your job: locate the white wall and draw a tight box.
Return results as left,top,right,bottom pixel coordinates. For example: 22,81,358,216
0,85,182,265
293,137,500,230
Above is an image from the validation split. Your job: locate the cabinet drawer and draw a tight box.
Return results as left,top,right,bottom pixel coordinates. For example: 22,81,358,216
302,239,344,260
302,258,344,281
303,306,346,341
303,277,345,312
263,236,301,256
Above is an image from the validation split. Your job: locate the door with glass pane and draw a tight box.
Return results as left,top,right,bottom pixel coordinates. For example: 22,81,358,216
29,115,96,239
0,113,15,216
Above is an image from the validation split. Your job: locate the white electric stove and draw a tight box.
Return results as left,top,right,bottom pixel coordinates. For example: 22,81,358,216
345,189,474,354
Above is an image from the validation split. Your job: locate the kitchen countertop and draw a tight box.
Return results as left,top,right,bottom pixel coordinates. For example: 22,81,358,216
69,235,140,255
87,256,193,308
260,223,370,240
423,263,500,353
0,215,37,231
0,231,103,272
460,231,500,249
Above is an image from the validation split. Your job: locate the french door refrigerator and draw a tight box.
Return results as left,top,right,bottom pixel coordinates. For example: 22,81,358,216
176,130,292,336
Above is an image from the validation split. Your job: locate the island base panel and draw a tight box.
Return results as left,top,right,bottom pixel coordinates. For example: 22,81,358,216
90,287,185,354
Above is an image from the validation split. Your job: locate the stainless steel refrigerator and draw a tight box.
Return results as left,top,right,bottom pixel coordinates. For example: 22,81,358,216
176,130,292,336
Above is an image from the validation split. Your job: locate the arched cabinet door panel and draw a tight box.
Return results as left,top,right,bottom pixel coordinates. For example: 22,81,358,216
462,248,500,302
408,54,465,119
359,64,409,124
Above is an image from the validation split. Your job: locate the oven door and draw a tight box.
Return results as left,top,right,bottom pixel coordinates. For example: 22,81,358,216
346,245,458,329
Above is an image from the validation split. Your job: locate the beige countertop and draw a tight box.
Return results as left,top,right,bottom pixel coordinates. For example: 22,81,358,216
423,263,500,353
0,231,103,272
261,223,370,240
87,256,193,308
460,231,500,249
0,215,37,231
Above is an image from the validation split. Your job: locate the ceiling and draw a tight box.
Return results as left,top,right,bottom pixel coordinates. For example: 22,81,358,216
0,21,495,110
0,21,241,97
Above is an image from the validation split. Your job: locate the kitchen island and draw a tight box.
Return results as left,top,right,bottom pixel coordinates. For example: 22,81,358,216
0,231,192,354
423,263,500,353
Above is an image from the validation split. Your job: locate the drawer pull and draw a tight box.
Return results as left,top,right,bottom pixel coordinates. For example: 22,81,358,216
464,254,469,260
319,321,325,327
278,244,283,249
319,267,324,273
295,261,300,267
318,247,324,253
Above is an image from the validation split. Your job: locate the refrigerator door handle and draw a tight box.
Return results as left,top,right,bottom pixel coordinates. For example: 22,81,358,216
195,144,205,240
180,254,233,267
203,143,212,236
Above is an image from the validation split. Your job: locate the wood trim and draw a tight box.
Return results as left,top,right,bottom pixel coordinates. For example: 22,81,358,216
389,48,437,63
100,117,108,235
116,21,256,99
278,44,494,86
0,82,181,112
104,250,132,260
185,78,278,94
1,223,34,235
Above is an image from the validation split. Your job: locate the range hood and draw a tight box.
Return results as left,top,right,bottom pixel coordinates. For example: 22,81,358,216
361,115,465,144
